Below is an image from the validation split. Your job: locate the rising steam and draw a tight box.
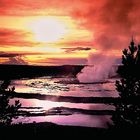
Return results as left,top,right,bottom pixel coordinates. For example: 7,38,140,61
77,53,117,83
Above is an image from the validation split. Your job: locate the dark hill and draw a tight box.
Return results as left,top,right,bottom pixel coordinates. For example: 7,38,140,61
0,64,84,80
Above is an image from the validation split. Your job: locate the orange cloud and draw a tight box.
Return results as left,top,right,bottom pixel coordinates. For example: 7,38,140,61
1,0,140,65
1,0,140,50
0,28,41,47
35,58,87,66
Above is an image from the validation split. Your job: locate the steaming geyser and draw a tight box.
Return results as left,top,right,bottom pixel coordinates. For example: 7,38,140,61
77,53,116,83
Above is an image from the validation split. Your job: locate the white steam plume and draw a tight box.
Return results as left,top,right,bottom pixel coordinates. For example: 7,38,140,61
77,53,117,83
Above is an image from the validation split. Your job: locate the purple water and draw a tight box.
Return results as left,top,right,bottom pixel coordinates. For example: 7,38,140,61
10,76,118,128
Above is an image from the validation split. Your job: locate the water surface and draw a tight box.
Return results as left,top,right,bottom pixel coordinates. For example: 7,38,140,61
10,76,118,128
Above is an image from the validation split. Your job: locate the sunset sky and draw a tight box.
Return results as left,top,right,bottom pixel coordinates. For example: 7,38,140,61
0,0,140,65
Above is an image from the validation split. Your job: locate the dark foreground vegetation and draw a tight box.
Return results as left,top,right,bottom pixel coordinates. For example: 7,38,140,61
110,40,140,129
0,122,139,138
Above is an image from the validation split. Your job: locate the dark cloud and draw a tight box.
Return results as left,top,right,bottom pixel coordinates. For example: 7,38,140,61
62,47,91,53
0,51,42,58
0,52,20,57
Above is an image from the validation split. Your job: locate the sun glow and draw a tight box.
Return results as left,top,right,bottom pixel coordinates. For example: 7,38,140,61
28,17,68,43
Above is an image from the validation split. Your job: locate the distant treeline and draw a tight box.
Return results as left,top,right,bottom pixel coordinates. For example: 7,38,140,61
0,64,84,80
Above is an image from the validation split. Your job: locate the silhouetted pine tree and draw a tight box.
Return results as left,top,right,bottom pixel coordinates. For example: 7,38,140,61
111,39,140,128
0,80,21,125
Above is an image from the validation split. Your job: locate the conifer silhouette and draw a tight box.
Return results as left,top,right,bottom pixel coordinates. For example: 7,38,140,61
111,39,140,128
0,80,21,125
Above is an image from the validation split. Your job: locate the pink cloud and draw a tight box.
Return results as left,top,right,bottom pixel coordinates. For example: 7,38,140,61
70,0,140,51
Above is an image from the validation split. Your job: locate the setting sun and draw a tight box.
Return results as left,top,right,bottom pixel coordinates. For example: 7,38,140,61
27,17,68,43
